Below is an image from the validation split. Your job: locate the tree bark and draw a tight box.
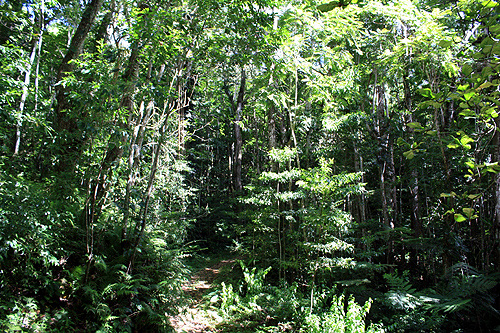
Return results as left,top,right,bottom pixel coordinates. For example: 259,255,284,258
224,67,246,193
234,68,246,193
14,21,43,155
53,0,104,172
494,116,500,268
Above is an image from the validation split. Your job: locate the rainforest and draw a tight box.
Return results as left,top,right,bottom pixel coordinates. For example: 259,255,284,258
0,0,499,331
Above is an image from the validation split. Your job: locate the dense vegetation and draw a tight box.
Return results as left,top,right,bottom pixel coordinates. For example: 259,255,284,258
1,0,499,331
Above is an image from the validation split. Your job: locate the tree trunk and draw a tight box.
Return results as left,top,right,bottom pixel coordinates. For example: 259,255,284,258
234,68,246,193
367,68,396,265
494,116,500,268
14,21,43,155
53,0,104,172
224,67,246,193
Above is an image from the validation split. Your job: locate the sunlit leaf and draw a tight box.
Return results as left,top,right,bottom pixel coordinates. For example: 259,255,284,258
463,91,475,100
462,208,474,219
403,150,415,159
477,82,494,90
407,122,424,129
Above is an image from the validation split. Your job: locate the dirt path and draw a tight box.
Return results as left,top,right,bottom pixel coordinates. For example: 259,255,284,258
169,258,238,333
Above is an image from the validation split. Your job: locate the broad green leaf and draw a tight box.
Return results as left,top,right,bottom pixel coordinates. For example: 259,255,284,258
403,150,415,159
482,66,494,77
462,208,474,218
439,40,453,48
454,214,467,222
396,137,407,146
460,135,474,145
428,101,442,108
425,130,437,136
459,109,475,118
463,91,475,100
482,0,498,8
462,64,473,76
407,122,424,129
482,107,498,118
467,194,481,200
482,45,493,53
490,24,500,34
493,43,500,55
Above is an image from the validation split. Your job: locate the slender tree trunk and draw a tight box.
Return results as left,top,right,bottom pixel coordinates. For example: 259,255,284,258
367,68,396,265
268,104,277,151
14,26,43,155
224,67,246,193
493,116,500,268
234,68,246,193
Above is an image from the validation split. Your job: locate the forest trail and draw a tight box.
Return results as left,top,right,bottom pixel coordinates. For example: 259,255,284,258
169,257,238,332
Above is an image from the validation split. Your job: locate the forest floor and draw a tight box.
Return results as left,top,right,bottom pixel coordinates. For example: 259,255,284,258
169,254,240,333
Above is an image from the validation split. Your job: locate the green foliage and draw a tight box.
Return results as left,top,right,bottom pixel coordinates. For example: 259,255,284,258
381,271,446,331
210,262,308,328
302,294,384,333
210,264,385,332
1,0,500,332
380,266,500,332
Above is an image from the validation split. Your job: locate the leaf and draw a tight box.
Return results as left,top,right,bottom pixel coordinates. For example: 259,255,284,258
463,91,475,101
476,82,494,90
459,109,475,117
460,135,474,149
397,137,407,146
468,194,481,200
462,64,473,76
425,130,437,136
418,88,435,99
482,66,494,77
465,160,475,169
407,122,424,129
462,208,474,219
439,40,453,48
490,24,500,34
481,0,498,8
422,100,442,108
486,162,500,173
403,150,415,159
454,214,467,222
493,43,500,55
318,1,339,12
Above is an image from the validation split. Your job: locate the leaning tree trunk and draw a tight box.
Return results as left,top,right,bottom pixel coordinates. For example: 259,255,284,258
53,0,104,172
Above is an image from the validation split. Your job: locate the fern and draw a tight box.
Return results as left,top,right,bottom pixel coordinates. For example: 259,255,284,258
424,263,500,316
